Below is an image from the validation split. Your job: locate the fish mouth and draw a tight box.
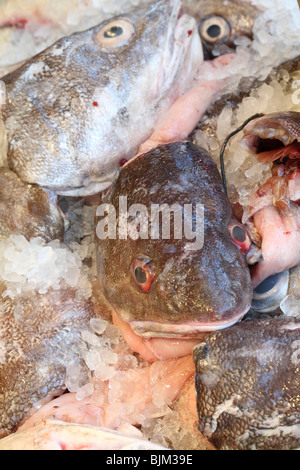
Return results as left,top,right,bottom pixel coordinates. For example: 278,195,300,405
241,115,300,162
44,171,118,197
128,305,250,339
160,0,203,97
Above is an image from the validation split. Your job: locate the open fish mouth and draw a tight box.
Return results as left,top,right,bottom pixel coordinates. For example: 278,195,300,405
241,112,300,162
128,305,251,339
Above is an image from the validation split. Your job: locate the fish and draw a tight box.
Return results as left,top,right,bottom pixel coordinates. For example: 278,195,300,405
0,168,64,242
240,111,300,287
95,141,253,358
0,0,202,197
192,56,300,296
193,317,300,450
0,419,167,450
183,0,261,59
0,282,96,438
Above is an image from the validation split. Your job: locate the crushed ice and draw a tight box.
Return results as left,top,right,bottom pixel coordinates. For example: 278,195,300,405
0,235,92,300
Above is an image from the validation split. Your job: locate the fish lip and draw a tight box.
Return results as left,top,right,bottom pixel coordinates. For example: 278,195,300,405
160,0,202,96
241,115,299,153
129,305,251,339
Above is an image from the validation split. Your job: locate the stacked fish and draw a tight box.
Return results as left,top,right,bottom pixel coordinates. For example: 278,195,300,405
0,0,299,451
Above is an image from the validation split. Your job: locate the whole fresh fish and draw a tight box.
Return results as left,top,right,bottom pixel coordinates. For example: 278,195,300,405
0,0,202,196
0,168,64,242
96,141,252,357
193,317,300,450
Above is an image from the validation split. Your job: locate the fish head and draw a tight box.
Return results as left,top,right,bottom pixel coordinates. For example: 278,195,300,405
183,0,261,59
2,0,202,196
96,142,252,339
193,318,300,450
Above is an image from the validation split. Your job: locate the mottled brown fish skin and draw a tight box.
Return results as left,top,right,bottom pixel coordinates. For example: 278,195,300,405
0,168,64,242
193,317,300,450
0,283,94,438
96,142,252,331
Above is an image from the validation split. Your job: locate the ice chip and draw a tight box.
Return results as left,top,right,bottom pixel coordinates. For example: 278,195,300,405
90,317,108,335
280,295,300,318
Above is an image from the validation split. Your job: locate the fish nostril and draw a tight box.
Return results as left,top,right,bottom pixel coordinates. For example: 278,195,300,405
251,270,289,313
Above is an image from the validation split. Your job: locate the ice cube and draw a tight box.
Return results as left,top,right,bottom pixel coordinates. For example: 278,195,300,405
90,318,108,335
280,295,300,318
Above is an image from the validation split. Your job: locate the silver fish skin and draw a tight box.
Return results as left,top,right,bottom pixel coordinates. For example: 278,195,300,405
0,168,64,242
194,317,300,450
0,282,94,438
0,0,202,197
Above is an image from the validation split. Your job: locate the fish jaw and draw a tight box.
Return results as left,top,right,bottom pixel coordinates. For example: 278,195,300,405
1,0,203,196
128,305,251,338
159,0,203,100
239,112,300,287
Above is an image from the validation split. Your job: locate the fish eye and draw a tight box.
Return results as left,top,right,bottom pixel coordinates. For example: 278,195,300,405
130,256,155,293
228,221,251,255
96,19,135,49
199,16,230,44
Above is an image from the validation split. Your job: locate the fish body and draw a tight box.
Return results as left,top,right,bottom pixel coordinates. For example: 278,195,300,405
0,168,64,242
96,141,252,339
0,0,202,196
193,317,300,450
0,283,94,438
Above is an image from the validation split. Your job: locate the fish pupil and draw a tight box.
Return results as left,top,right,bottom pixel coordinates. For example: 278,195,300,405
207,24,221,38
104,26,124,38
135,267,147,284
232,226,246,243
